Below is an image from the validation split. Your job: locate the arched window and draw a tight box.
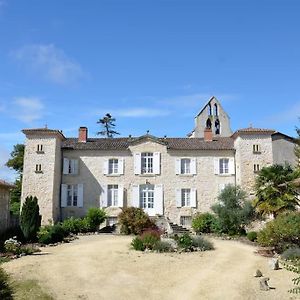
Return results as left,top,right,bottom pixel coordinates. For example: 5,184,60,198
214,103,218,116
206,118,212,129
215,119,220,134
207,104,212,116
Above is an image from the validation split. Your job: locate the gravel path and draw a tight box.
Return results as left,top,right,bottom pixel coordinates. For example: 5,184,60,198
3,235,296,300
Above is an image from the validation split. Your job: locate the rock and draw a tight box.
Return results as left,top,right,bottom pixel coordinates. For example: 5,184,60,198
259,277,270,291
254,269,263,277
269,258,279,270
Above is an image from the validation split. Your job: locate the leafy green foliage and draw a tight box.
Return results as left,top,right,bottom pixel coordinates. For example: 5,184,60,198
281,247,300,261
177,233,193,249
192,212,218,233
20,196,41,241
97,113,120,138
211,185,255,235
254,164,299,218
6,144,24,174
282,260,300,294
38,224,67,244
118,207,156,235
257,212,300,252
131,237,145,251
0,267,13,300
61,217,89,234
247,231,258,242
9,179,21,216
86,208,106,231
153,240,173,252
191,235,214,250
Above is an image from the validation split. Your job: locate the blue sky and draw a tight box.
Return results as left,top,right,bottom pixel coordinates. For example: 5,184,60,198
0,0,300,181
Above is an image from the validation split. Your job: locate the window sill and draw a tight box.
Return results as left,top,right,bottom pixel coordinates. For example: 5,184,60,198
217,174,234,177
177,174,195,177
105,174,122,177
35,171,43,174
36,151,45,154
138,174,158,177
253,151,261,154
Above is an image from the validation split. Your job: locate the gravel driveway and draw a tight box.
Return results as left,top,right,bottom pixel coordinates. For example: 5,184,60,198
3,235,295,300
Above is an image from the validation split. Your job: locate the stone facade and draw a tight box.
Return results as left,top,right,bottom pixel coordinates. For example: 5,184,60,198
0,180,13,234
21,99,297,226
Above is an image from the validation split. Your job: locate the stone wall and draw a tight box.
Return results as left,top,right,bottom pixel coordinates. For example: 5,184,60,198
0,186,10,234
272,135,297,167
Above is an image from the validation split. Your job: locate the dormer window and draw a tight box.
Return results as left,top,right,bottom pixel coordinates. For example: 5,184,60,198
36,144,44,153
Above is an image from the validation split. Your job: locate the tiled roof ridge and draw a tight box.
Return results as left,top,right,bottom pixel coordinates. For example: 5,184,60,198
0,179,15,188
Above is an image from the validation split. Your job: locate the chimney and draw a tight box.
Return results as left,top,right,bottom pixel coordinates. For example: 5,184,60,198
78,127,88,143
204,127,213,142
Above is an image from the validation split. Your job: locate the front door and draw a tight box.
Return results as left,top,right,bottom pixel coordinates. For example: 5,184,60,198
140,184,155,216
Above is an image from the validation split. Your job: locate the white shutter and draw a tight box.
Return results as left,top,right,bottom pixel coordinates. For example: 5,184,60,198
103,159,109,175
154,184,163,215
101,185,108,207
118,184,124,207
77,184,84,208
63,158,69,174
191,158,197,175
153,152,161,174
131,184,140,207
214,158,219,175
175,158,181,175
118,158,124,175
176,188,182,207
190,188,197,208
229,158,235,174
61,184,68,207
134,153,141,175
73,159,79,175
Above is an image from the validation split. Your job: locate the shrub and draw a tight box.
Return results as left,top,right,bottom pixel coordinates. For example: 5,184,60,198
247,231,258,242
281,247,300,261
0,267,13,300
4,237,21,254
140,229,161,250
211,185,255,235
192,236,214,251
257,212,300,252
61,217,90,234
153,240,174,252
192,213,218,234
38,224,66,245
131,237,145,251
86,208,106,231
177,233,193,249
20,196,41,241
118,207,156,235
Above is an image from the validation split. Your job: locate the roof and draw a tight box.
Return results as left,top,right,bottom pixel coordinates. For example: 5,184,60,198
195,96,231,119
272,131,296,142
22,128,66,140
232,127,276,139
0,180,15,188
62,136,234,151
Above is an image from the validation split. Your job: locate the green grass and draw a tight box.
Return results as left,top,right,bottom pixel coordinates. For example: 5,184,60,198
12,279,54,300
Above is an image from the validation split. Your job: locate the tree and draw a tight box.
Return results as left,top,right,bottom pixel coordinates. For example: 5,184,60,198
254,164,299,218
97,113,120,138
20,196,41,241
211,185,255,235
5,144,25,215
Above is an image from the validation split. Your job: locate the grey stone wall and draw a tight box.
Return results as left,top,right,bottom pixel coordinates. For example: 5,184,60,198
0,186,10,233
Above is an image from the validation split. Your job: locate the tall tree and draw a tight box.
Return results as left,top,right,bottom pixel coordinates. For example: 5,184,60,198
6,144,25,215
97,113,120,138
254,164,299,218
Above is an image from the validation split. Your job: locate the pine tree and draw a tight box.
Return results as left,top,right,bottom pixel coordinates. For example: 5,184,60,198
20,196,41,241
97,113,120,138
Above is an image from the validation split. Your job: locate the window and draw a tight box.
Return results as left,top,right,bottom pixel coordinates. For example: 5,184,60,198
37,144,44,153
107,185,118,207
67,184,78,206
206,118,212,129
214,103,218,116
207,103,212,115
215,119,220,135
181,188,191,207
254,164,260,173
63,158,78,175
141,153,153,174
219,158,229,174
180,216,192,227
35,164,42,173
140,184,154,209
253,144,261,153
108,159,119,174
181,159,191,174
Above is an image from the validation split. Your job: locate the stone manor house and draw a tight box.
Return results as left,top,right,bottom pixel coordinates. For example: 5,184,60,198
21,97,296,227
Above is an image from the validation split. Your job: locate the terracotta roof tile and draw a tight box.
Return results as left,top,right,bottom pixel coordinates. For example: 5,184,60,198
232,127,275,139
0,180,15,188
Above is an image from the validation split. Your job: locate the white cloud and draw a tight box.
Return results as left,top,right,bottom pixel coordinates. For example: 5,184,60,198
14,97,44,123
12,44,84,85
97,108,171,118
